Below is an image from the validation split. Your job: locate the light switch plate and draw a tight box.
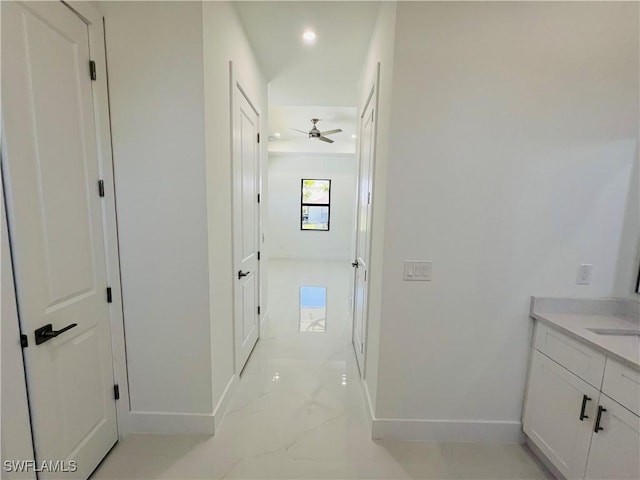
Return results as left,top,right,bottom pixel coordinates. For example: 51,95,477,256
403,261,432,281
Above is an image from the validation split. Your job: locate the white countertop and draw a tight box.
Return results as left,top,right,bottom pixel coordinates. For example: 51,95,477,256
530,297,640,371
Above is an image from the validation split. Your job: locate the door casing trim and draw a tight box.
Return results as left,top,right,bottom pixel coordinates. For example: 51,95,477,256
62,0,131,438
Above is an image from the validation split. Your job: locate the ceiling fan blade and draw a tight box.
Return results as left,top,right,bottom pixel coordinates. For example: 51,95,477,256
320,129,342,136
292,128,309,135
318,136,334,144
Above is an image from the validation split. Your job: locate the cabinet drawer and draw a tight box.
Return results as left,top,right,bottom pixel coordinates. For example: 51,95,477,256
535,322,606,388
602,358,640,416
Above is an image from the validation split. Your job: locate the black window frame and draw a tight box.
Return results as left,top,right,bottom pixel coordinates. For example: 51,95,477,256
300,179,331,231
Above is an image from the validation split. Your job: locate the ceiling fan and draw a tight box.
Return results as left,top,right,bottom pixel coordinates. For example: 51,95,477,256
293,118,342,143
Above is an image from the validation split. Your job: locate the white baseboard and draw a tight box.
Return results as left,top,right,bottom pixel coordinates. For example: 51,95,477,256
212,374,238,431
270,253,350,261
260,308,270,331
361,379,375,430
128,411,215,435
129,375,238,435
127,374,239,435
372,417,524,443
357,376,522,443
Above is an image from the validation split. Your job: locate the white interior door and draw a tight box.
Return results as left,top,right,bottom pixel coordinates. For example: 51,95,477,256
2,2,118,478
352,87,376,374
232,80,260,374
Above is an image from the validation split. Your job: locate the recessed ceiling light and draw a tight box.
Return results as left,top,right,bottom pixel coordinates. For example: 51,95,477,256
274,132,281,138
351,134,357,139
302,30,316,45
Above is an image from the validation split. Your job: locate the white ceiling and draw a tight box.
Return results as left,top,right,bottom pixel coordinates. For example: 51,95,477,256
234,1,380,107
268,106,357,154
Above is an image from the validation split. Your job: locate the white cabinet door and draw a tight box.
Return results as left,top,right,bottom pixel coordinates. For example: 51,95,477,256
523,351,600,479
585,394,640,480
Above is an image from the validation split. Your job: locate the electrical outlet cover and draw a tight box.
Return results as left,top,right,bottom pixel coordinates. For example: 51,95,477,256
576,264,593,285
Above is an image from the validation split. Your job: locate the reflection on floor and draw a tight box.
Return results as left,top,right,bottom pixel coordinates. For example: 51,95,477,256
299,286,327,332
92,259,551,479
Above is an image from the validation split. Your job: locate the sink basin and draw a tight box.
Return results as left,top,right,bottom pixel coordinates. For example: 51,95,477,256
587,328,640,337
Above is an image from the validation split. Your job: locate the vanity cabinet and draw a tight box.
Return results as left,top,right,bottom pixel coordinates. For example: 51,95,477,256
524,351,600,478
523,323,640,479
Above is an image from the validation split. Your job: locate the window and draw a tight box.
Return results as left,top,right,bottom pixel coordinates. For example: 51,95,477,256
301,179,330,231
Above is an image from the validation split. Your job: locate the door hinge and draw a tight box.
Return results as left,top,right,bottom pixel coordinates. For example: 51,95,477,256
361,342,364,354
257,133,260,143
367,191,371,205
106,287,112,303
98,179,105,197
257,193,261,203
364,270,367,282
257,306,261,315
113,384,120,400
257,251,261,260
89,60,97,81
20,334,28,348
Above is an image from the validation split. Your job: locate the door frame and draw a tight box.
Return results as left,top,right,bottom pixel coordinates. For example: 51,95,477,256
351,64,381,379
67,0,130,438
229,62,262,375
0,0,131,439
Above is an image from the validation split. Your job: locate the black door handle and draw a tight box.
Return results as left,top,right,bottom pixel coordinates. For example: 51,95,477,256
579,394,591,421
238,270,250,279
34,323,78,345
594,405,607,433
351,261,359,268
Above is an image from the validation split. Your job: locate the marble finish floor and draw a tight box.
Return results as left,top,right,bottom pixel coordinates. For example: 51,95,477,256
93,260,551,479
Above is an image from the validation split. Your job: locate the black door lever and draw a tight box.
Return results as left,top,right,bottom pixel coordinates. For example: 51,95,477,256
34,323,78,345
351,261,359,268
238,270,250,279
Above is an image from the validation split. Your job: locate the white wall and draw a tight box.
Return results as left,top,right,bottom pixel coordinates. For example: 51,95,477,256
103,2,212,419
202,1,268,412
102,0,267,432
357,1,397,418
372,1,639,441
613,154,640,298
268,154,356,261
103,1,267,431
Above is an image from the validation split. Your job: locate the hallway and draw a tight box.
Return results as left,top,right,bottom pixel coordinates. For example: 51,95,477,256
92,260,550,479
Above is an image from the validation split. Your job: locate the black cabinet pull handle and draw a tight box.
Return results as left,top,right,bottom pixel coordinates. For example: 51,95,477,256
238,270,250,279
579,395,591,421
34,323,78,345
594,405,606,433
